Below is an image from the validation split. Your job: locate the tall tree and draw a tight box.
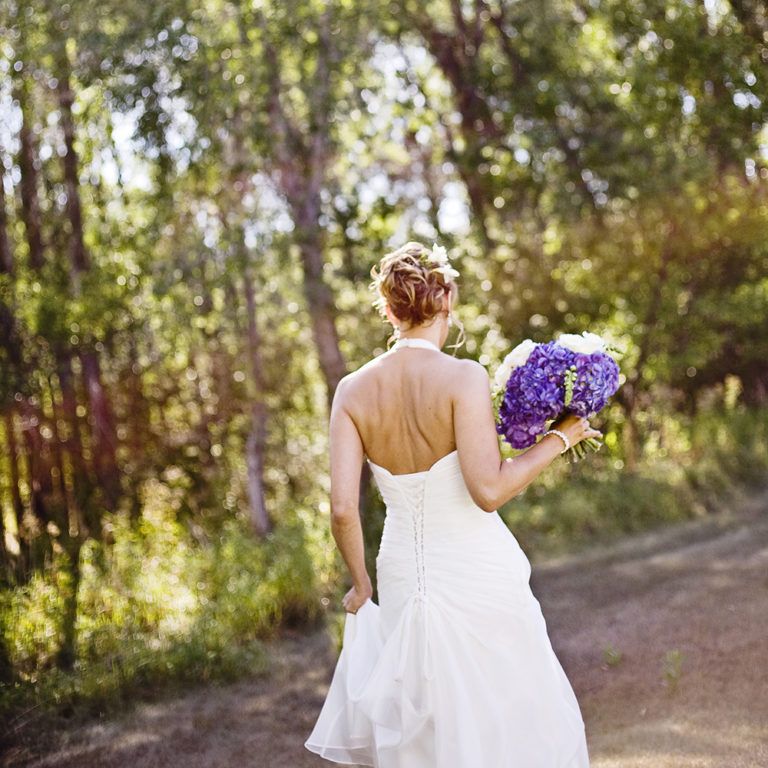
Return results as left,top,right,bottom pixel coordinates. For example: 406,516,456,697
242,263,270,535
51,17,120,512
255,5,349,404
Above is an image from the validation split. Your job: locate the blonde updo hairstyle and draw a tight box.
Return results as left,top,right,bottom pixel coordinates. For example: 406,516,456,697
371,241,464,350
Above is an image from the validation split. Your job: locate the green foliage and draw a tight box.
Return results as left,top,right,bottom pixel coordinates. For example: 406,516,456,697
1,569,70,679
662,648,685,692
0,479,336,720
556,175,768,407
501,405,768,557
603,646,623,668
686,402,768,490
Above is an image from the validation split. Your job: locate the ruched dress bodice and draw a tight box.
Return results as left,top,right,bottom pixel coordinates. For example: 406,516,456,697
373,451,531,637
306,451,589,768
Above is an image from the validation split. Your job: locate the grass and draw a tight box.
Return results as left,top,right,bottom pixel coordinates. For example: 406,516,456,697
603,646,624,668
0,487,336,728
499,405,768,558
662,649,685,693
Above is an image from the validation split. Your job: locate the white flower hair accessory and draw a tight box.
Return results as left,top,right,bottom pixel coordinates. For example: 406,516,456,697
429,243,459,280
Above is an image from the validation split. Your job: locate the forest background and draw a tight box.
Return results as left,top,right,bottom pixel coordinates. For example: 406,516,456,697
0,0,767,736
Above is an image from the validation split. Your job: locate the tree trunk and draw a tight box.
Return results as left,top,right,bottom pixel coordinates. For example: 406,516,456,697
55,538,82,671
53,36,120,513
5,412,26,580
50,359,85,533
260,8,347,406
43,380,71,531
80,351,120,511
0,427,9,582
295,232,347,406
0,612,13,682
216,82,273,535
0,159,13,275
245,423,270,536
0,203,24,572
18,400,53,571
243,267,271,536
14,80,45,271
125,337,150,491
619,385,640,474
55,62,90,282
407,5,501,248
55,350,86,469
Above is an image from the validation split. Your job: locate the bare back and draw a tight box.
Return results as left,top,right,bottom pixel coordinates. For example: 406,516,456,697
339,347,477,475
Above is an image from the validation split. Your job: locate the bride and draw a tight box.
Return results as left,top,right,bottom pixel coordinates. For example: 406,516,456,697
306,242,599,767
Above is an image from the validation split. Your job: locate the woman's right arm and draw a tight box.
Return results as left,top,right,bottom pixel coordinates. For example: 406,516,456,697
329,378,373,613
453,361,601,512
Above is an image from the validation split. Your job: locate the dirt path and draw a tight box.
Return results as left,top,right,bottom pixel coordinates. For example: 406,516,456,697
534,489,768,768
5,489,768,768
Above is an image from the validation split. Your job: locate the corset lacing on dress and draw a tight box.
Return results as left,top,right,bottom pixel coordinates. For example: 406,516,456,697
412,477,427,597
395,474,433,681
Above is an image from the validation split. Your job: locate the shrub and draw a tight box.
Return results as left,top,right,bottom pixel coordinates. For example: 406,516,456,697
0,478,337,722
500,405,768,558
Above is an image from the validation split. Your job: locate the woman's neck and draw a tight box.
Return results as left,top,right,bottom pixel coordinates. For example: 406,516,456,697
398,318,447,350
400,331,441,346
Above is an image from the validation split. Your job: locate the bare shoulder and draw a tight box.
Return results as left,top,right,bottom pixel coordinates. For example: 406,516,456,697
447,357,491,389
333,355,387,405
451,357,489,376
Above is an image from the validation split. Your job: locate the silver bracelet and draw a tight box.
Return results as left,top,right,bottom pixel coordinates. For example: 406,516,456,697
545,428,570,454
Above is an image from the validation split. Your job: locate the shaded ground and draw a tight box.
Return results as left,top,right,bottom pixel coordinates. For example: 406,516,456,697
5,489,768,768
534,488,768,768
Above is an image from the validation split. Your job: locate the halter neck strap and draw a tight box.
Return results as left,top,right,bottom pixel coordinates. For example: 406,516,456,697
393,337,441,352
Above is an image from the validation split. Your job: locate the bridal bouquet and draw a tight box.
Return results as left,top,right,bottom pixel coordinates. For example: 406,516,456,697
493,332,621,460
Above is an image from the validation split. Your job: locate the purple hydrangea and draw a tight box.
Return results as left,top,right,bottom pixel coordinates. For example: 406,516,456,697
567,352,621,418
496,340,620,450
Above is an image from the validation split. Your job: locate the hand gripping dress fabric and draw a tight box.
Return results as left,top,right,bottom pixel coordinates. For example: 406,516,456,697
305,451,589,768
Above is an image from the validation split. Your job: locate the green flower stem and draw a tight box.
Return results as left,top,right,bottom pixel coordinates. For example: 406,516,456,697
565,437,603,462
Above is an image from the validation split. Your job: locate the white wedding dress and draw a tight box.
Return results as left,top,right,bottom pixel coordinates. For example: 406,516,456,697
305,450,589,767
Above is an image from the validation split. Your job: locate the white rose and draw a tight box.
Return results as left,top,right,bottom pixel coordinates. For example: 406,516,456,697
505,338,537,367
556,331,606,355
493,339,536,390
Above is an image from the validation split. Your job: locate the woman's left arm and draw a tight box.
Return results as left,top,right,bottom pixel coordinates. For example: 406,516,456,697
329,379,372,613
